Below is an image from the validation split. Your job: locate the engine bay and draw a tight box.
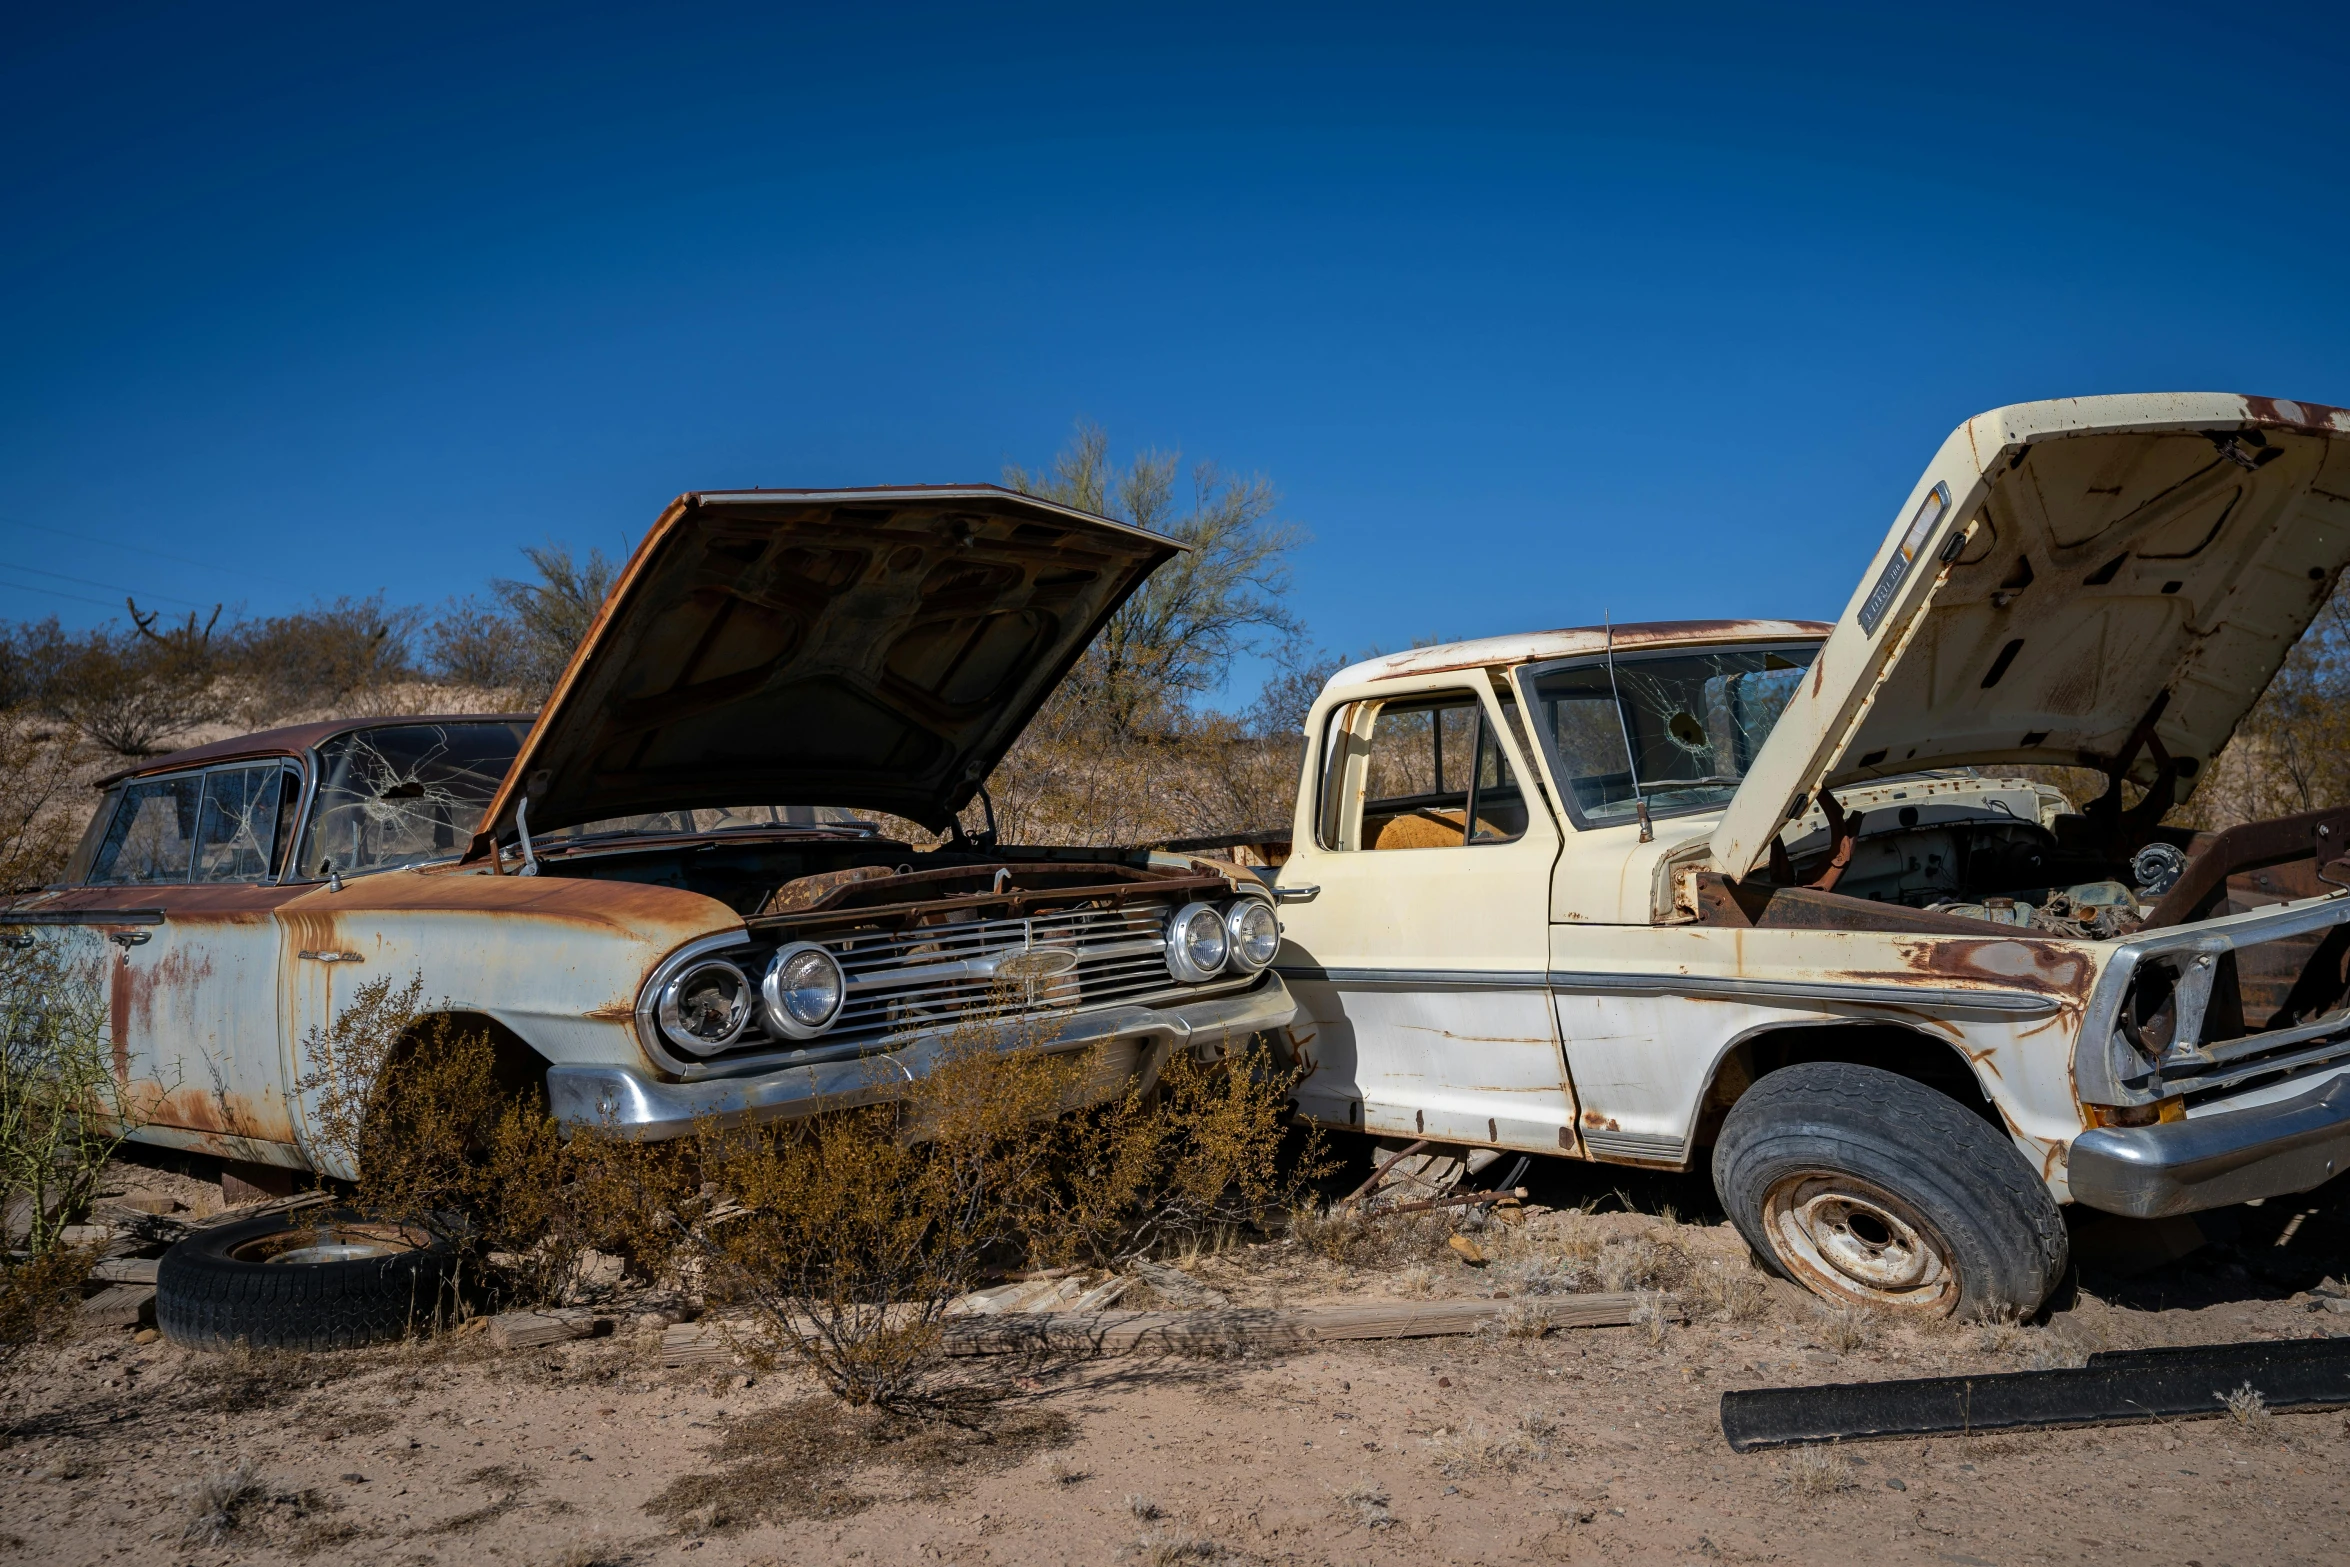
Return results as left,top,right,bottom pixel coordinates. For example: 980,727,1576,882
1778,797,2189,939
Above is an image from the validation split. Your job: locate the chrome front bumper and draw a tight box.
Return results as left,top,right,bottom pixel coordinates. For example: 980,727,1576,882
2067,1072,2350,1218
545,974,1298,1140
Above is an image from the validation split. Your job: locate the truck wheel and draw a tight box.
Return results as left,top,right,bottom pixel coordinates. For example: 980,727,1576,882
157,1209,461,1351
1711,1062,2067,1318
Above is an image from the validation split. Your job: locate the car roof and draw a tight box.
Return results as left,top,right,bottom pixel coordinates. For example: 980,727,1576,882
94,714,537,789
1323,619,1833,688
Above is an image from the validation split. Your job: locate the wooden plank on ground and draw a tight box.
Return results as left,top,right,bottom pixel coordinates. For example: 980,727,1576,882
92,1257,160,1285
663,1321,744,1368
944,1292,1670,1354
487,1308,608,1351
656,1292,1668,1364
188,1191,331,1230
79,1284,155,1329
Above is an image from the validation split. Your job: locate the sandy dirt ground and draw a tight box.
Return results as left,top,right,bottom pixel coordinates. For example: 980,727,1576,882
6,1149,2349,1567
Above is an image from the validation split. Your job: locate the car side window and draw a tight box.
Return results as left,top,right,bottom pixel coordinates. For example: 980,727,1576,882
1321,691,1530,852
191,764,292,883
87,774,204,884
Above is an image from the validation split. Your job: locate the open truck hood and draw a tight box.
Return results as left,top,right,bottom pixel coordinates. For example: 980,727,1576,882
1711,393,2350,882
464,486,1182,857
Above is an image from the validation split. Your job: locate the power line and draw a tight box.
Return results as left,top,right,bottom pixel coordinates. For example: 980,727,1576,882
0,573,126,611
0,560,213,610
0,514,311,595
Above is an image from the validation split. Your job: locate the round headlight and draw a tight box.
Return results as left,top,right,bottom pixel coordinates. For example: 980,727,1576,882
658,959,753,1054
1225,899,1280,971
1165,901,1230,983
762,942,846,1039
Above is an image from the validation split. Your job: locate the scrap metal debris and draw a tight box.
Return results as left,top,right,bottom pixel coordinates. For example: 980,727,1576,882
1720,1335,2350,1451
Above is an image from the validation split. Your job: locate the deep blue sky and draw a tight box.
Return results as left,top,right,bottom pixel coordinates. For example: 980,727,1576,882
5,3,2346,700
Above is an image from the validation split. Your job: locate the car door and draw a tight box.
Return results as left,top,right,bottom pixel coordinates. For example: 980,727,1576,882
80,760,310,1168
1275,675,1575,1153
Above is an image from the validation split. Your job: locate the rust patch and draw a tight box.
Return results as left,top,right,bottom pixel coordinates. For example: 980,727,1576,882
586,1000,638,1022
2243,395,2350,435
108,953,130,1085
138,1084,297,1146
1580,1110,1622,1131
1891,936,2094,997
117,944,218,1042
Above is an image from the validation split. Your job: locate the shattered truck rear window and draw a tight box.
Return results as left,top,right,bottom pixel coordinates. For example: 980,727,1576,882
1520,644,1816,827
296,721,529,878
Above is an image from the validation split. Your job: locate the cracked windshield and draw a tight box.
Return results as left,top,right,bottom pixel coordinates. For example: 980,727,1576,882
296,722,870,877
1522,645,1816,825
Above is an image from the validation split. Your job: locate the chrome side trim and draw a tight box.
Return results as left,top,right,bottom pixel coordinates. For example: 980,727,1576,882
2067,1071,2350,1218
1277,965,1549,990
0,908,167,926
1582,1128,1688,1166
554,974,1299,1140
1547,970,2060,1016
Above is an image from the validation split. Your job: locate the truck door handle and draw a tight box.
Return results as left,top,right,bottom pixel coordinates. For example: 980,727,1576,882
107,930,151,951
299,949,364,963
1273,884,1320,904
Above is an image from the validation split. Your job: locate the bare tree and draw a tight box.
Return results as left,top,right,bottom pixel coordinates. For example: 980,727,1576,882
489,543,620,700
46,600,232,756
1008,424,1305,734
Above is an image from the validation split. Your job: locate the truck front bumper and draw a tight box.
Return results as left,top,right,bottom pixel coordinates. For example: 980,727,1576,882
2067,1071,2350,1218
543,973,1298,1140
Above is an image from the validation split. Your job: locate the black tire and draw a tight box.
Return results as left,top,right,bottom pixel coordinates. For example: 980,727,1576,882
157,1209,461,1351
1711,1062,2067,1319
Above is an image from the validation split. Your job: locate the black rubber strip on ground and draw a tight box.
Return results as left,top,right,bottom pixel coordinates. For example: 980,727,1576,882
1719,1335,2350,1451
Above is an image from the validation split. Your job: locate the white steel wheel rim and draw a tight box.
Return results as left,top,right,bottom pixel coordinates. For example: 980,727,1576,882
1760,1172,1957,1313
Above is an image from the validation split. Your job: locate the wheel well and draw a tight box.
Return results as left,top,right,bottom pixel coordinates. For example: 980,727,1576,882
1690,1023,2001,1153
395,1011,553,1104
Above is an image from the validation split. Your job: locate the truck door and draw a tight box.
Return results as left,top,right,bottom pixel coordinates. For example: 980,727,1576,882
1274,679,1575,1153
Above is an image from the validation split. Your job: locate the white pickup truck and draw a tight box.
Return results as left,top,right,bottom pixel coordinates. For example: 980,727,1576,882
1271,392,2350,1319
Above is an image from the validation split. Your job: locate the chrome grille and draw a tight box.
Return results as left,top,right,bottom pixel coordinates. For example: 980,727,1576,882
816,900,1179,1047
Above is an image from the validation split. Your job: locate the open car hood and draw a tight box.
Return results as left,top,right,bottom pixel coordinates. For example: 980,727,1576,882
1711,393,2350,881
464,486,1182,857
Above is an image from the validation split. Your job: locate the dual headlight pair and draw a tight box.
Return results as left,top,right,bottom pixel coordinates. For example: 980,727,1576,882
653,895,1282,1058
657,941,846,1057
1165,897,1281,983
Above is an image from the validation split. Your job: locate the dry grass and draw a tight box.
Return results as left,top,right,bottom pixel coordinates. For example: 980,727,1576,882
1393,1262,1439,1299
1690,1260,1772,1323
1336,1481,1395,1529
179,1459,272,1545
1424,1410,1561,1478
1126,1494,1166,1521
1290,1203,1455,1269
2220,1382,2276,1437
1630,1289,1674,1347
1817,1306,1875,1355
1782,1444,1857,1499
1494,1298,1554,1339
1128,1533,1225,1566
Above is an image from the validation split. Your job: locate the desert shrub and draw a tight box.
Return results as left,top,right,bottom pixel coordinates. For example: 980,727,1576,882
41,610,233,757
228,594,424,718
1,935,134,1364
296,973,697,1309
682,1013,1315,1408
0,713,84,893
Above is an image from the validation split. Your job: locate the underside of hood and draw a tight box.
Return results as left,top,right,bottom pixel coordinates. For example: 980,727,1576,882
464,487,1182,858
1712,394,2350,882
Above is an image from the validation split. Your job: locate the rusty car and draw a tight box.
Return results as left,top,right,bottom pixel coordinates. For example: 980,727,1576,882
1270,392,2350,1318
3,485,1295,1196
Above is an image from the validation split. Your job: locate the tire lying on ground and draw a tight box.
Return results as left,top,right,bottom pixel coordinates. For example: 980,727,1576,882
1711,1061,2069,1319
157,1208,461,1351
